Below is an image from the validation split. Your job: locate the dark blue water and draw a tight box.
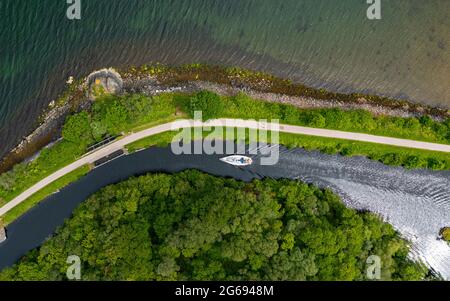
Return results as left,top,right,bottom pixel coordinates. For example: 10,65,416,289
1,145,449,279
2,0,450,157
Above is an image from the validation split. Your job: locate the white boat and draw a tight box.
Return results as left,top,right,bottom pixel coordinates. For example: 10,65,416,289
220,155,253,166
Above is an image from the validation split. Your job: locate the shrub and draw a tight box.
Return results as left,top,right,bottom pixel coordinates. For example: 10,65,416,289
282,106,300,124
440,228,450,242
105,101,129,134
188,91,224,120
404,118,421,131
62,112,93,145
404,156,424,169
419,115,433,127
90,121,108,141
427,158,445,170
309,113,326,128
380,153,402,166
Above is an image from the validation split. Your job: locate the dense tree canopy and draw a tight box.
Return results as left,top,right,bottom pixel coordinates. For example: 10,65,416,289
62,111,93,146
0,170,428,281
188,91,225,120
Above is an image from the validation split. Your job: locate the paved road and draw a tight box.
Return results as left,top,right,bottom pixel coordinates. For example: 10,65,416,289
1,118,450,216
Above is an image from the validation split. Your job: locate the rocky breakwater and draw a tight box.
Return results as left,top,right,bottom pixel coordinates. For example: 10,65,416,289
86,68,123,100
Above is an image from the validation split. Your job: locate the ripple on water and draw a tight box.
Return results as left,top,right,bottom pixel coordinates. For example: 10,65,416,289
249,146,450,279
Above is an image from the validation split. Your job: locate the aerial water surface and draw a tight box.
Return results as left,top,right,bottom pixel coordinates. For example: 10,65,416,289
1,0,450,156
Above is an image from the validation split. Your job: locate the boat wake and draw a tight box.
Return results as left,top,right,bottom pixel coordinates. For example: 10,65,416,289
248,146,450,279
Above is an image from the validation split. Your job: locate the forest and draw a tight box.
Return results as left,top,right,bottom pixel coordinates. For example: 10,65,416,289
0,170,429,281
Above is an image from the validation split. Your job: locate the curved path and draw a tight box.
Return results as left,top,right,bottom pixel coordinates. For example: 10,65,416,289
1,118,450,216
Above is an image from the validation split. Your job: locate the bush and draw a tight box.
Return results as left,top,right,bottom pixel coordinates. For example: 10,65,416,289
404,156,424,169
380,153,402,166
62,112,93,145
427,158,445,170
188,91,224,120
105,101,129,134
90,121,108,141
419,115,434,127
309,113,326,128
440,228,450,242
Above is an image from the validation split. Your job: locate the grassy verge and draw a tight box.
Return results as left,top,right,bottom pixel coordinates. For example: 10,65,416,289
126,131,182,152
215,93,450,144
278,133,450,169
0,141,84,207
1,90,449,213
2,165,90,225
126,127,450,170
0,93,181,205
6,124,448,224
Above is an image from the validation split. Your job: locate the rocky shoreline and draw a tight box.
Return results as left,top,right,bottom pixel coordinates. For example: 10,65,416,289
1,64,449,174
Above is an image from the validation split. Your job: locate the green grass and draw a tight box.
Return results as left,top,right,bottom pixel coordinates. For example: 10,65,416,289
441,228,450,242
278,133,450,170
1,90,450,217
126,131,183,152
126,127,450,170
0,141,85,207
2,165,90,225
0,93,181,205
215,93,450,144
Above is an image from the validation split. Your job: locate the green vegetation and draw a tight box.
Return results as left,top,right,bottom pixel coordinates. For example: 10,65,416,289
126,128,450,171
126,64,450,119
0,170,428,281
1,166,90,225
201,92,450,170
0,94,180,205
134,90,450,147
126,131,181,153
126,91,450,172
278,133,450,170
62,111,93,145
1,90,450,219
187,90,224,120
441,228,450,242
217,93,450,144
0,141,87,206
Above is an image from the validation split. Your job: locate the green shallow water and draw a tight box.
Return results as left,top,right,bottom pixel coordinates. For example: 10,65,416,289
1,0,450,156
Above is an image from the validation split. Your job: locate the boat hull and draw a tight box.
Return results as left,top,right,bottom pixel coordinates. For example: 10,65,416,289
220,155,253,166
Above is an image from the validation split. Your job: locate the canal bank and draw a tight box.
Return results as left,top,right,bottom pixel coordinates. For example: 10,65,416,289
0,144,449,279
